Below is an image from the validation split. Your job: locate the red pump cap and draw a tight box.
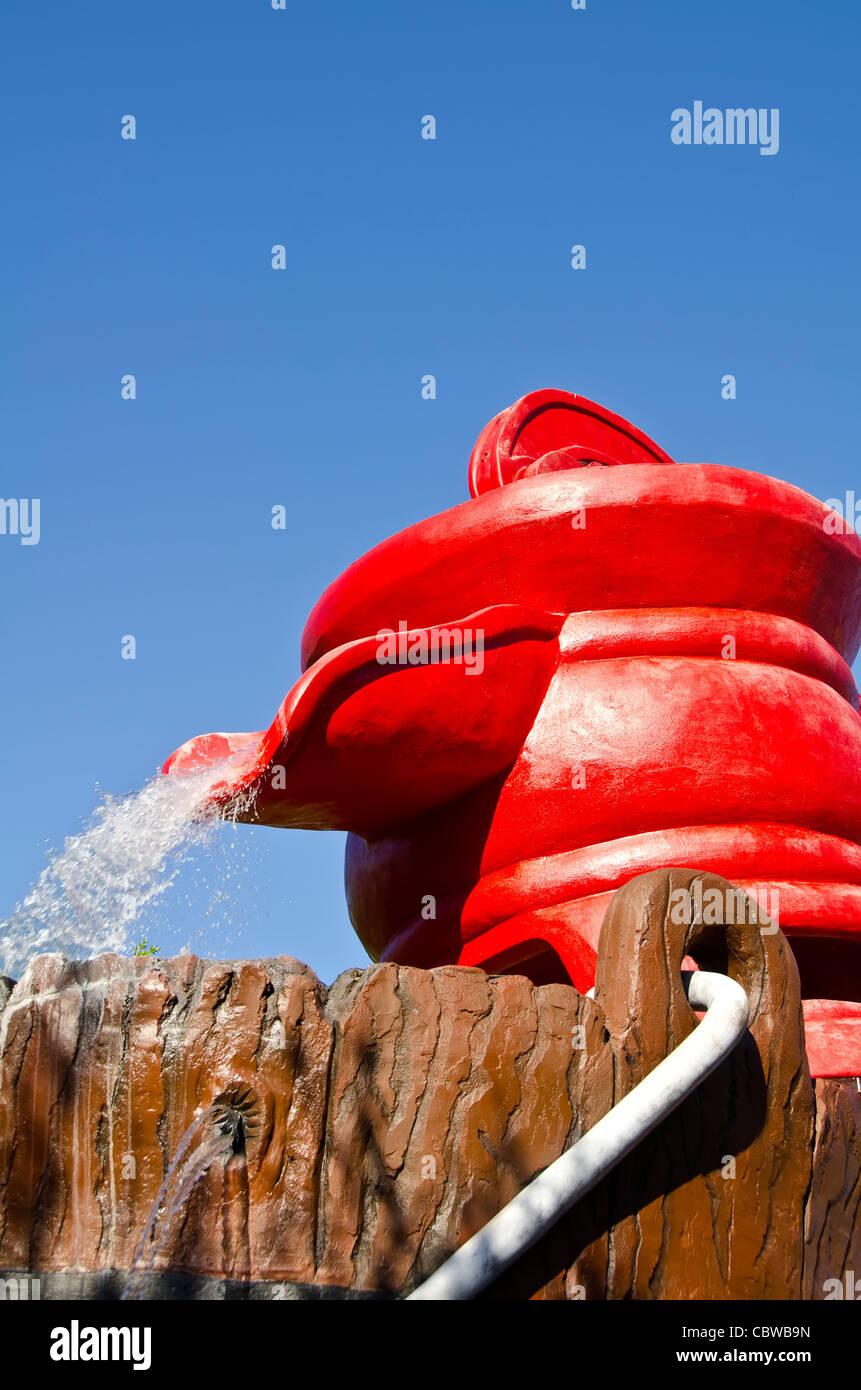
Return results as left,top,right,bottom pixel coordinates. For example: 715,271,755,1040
468,388,675,497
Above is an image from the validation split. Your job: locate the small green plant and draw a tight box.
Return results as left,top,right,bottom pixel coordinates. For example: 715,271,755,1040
132,938,160,957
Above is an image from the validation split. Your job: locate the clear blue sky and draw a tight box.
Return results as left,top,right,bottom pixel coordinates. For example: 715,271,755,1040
1,0,859,984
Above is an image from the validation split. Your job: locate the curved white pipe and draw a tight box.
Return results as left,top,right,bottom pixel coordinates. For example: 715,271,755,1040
407,970,749,1300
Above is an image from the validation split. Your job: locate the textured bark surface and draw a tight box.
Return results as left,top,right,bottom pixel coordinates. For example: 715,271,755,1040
0,870,858,1299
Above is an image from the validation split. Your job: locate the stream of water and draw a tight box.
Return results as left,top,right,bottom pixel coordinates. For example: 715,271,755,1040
0,763,254,980
121,1105,242,1299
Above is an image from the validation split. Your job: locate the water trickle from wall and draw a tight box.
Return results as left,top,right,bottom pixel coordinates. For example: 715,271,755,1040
122,1101,249,1299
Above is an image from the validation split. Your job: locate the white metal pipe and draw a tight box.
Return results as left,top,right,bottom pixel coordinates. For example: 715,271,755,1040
407,970,749,1300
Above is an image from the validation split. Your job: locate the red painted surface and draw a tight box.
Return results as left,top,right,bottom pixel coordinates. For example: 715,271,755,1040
164,390,861,1077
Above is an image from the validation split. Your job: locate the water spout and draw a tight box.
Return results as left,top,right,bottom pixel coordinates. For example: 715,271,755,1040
122,1093,256,1299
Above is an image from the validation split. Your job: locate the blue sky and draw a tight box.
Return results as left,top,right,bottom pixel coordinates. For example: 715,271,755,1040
1,0,859,984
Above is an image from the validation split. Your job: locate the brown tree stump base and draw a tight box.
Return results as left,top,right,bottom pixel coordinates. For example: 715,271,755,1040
0,870,858,1298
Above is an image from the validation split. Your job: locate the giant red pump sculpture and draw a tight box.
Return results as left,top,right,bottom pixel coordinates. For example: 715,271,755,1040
164,389,861,1080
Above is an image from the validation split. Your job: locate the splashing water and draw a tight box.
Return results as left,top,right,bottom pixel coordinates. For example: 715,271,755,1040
0,762,256,980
